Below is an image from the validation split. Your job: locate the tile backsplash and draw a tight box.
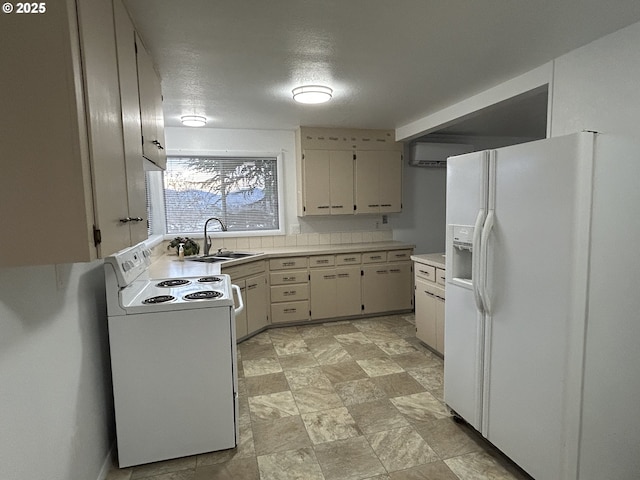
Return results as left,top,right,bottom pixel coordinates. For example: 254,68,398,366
161,230,394,255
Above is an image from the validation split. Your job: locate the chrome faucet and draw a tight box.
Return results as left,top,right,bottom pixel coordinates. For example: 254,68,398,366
203,217,228,256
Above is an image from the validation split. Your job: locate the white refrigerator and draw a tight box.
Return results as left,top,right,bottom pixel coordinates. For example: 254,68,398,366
443,131,640,480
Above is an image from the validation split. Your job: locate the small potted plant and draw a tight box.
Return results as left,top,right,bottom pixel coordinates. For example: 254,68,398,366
167,237,200,256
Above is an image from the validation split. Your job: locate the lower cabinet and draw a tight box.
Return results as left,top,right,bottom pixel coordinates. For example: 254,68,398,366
413,260,446,355
246,274,269,333
362,261,413,315
310,266,361,320
415,278,445,354
224,261,268,339
269,258,310,324
232,279,248,338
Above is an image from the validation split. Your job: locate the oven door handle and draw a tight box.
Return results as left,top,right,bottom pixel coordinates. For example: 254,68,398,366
232,284,244,315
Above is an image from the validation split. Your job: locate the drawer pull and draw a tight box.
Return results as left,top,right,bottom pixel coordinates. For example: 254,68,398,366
419,270,431,276
343,257,356,262
323,275,336,280
283,290,297,296
370,255,382,260
381,204,392,207
282,261,295,266
284,308,297,313
317,206,330,209
332,205,343,209
317,259,329,264
368,204,379,207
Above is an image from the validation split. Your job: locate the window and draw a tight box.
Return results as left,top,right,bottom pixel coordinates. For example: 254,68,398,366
162,155,281,235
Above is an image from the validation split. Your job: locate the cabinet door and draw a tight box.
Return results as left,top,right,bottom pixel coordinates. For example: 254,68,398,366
415,278,437,347
113,0,147,244
329,150,354,214
354,150,382,214
233,280,248,339
246,274,268,333
435,296,445,354
379,151,402,213
387,262,413,311
78,0,132,258
310,269,337,320
302,150,331,215
361,264,390,314
136,34,166,169
335,266,362,317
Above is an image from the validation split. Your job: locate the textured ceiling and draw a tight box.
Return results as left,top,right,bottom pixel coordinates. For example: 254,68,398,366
124,0,640,135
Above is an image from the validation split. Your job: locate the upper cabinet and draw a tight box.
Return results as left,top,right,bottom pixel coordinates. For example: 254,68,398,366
0,0,164,267
135,33,166,169
354,150,403,214
296,127,403,217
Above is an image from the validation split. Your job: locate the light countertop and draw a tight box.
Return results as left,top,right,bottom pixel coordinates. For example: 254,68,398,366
149,241,415,279
411,253,446,269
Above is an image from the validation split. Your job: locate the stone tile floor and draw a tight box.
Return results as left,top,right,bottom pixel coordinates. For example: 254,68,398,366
106,314,532,480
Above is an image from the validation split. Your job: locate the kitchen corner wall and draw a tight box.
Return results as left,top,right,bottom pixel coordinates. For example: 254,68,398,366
164,127,394,237
0,261,114,480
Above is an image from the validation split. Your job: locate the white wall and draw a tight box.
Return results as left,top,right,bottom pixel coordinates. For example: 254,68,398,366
0,261,114,480
164,127,392,237
551,21,640,480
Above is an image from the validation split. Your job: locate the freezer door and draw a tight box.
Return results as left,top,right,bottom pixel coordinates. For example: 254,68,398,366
443,150,489,430
482,133,594,479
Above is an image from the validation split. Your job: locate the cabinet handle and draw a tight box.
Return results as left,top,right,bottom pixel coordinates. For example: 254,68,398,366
119,216,144,223
343,257,356,262
418,270,431,276
284,308,297,313
381,204,392,207
368,204,379,207
323,275,336,279
331,205,343,209
317,205,330,209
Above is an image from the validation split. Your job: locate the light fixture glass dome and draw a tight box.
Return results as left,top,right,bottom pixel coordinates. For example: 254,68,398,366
180,115,207,127
292,85,333,104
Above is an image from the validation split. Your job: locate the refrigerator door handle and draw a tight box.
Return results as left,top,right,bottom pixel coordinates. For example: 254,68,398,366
472,209,485,313
479,209,495,315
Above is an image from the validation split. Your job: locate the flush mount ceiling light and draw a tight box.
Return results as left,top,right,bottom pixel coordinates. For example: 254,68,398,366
180,115,207,127
292,85,333,104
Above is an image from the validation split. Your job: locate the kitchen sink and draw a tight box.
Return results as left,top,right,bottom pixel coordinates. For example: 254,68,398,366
187,251,260,263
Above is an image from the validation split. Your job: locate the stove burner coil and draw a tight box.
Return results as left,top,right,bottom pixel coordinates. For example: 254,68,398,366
197,276,223,283
143,295,176,304
183,290,223,301
156,279,191,288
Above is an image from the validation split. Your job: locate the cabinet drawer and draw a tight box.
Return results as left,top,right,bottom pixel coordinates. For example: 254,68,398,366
271,301,310,323
309,255,335,268
270,270,309,285
271,284,309,302
388,249,412,262
336,253,362,265
415,264,436,282
436,268,446,286
419,279,445,300
362,251,387,263
222,260,266,280
269,257,308,270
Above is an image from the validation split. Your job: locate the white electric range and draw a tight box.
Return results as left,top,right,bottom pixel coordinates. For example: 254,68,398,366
104,242,243,468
